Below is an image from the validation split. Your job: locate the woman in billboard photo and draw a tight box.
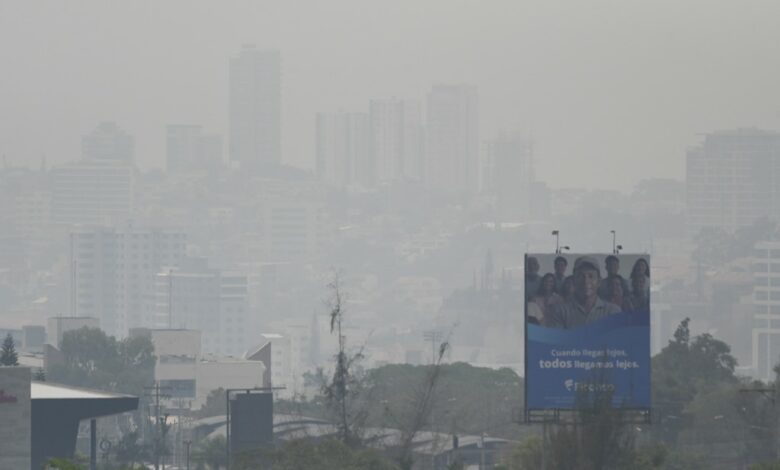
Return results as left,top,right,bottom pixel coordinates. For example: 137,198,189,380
527,273,562,324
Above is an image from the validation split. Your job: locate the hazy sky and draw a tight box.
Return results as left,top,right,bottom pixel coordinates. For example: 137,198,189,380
2,0,780,191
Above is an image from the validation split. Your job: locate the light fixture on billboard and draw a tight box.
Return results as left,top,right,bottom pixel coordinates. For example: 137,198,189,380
552,230,560,253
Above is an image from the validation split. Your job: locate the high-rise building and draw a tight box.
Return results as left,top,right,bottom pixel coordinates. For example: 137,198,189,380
426,84,479,194
484,134,534,221
166,125,223,174
686,129,780,235
69,226,187,338
751,241,780,380
82,122,134,164
316,112,370,188
153,258,250,357
51,161,134,227
229,45,281,170
369,98,424,184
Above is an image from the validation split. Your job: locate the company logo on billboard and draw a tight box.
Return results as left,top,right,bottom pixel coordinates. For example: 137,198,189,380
0,389,18,404
563,380,615,393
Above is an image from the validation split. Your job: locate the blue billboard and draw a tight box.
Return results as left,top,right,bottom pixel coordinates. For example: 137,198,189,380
524,253,651,410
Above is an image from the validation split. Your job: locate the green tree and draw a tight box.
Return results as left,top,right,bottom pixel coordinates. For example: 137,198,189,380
651,318,738,446
193,435,227,470
249,439,398,470
34,367,46,380
48,327,154,395
321,275,366,446
0,333,19,366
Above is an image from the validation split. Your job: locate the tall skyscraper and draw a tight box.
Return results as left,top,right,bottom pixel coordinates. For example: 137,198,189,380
316,112,370,188
484,133,535,221
166,125,223,174
82,121,134,164
752,241,780,380
69,225,186,338
686,128,780,235
426,84,479,194
369,99,424,185
229,45,281,170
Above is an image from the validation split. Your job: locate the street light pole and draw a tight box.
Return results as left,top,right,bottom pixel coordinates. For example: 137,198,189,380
611,230,616,254
552,230,559,253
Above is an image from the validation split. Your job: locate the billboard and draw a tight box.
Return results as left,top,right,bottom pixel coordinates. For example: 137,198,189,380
524,253,650,411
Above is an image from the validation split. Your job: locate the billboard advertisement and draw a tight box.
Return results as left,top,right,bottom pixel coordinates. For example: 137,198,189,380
524,253,650,411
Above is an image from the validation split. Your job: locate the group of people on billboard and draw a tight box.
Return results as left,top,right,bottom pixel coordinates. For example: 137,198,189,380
525,254,650,329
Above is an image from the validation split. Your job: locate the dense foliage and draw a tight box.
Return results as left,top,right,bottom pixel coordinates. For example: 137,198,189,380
47,327,155,395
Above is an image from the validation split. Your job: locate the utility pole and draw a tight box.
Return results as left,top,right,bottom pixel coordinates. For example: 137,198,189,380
423,330,442,364
168,268,173,329
145,382,171,470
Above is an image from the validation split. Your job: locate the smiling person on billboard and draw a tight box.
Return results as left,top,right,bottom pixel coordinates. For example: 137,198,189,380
545,256,621,329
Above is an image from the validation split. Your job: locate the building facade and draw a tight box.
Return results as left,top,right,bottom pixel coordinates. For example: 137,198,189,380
229,45,281,170
426,84,479,194
687,129,780,235
69,226,186,338
316,111,370,188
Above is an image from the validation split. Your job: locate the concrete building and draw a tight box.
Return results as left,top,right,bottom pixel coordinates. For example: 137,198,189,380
316,111,370,189
69,226,186,337
368,98,424,185
751,241,780,380
82,121,134,164
166,125,223,174
149,329,200,401
426,84,479,195
140,329,265,408
46,316,99,348
249,333,292,396
687,129,780,235
51,161,134,227
0,367,31,469
483,133,534,221
229,45,281,170
153,259,249,356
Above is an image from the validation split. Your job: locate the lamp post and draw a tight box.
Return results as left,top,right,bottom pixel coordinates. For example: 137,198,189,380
611,230,616,254
552,230,559,253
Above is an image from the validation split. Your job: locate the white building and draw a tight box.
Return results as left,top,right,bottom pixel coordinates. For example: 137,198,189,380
69,226,187,337
153,259,250,357
370,98,424,184
316,111,370,189
752,241,780,380
426,84,479,195
143,329,265,408
229,45,281,170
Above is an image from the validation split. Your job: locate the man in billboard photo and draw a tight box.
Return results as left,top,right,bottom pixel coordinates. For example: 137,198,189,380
525,256,541,301
553,256,568,292
545,256,621,329
597,255,629,300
